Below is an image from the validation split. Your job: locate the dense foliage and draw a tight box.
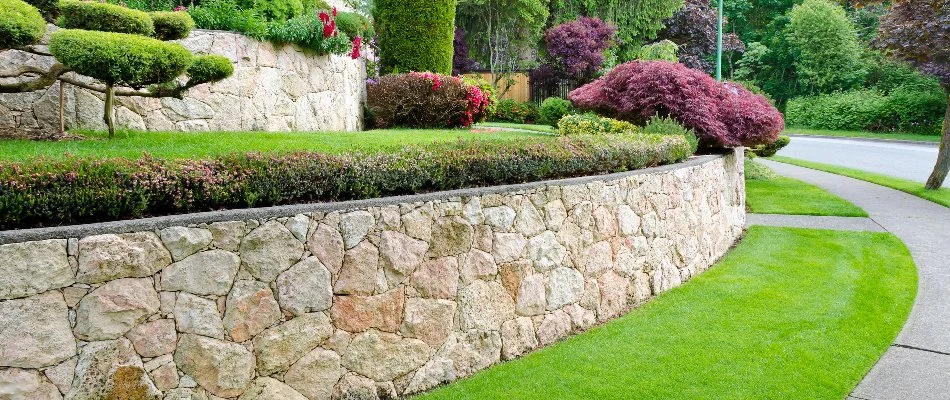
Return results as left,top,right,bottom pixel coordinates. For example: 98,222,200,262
187,0,269,38
266,9,354,55
544,17,616,81
643,115,699,154
186,55,235,85
452,27,479,75
786,88,947,134
236,0,303,21
750,135,790,157
149,11,195,41
490,99,539,124
58,0,154,36
335,11,373,40
538,97,576,127
557,113,636,136
548,0,683,58
375,0,456,74
0,134,691,229
569,61,784,148
633,40,679,62
874,0,949,88
23,0,57,21
786,0,868,94
656,0,744,73
0,0,46,49
366,72,491,128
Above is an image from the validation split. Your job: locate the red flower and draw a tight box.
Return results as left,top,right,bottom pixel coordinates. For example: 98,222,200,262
323,21,335,38
332,7,338,17
319,11,330,23
351,36,362,59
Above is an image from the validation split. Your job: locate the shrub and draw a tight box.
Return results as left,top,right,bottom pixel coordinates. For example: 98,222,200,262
237,0,302,21
634,40,679,62
50,29,192,86
58,0,154,36
785,0,867,94
643,115,698,154
544,16,616,81
491,99,539,124
23,0,57,21
569,61,785,148
187,55,234,84
336,11,373,39
188,0,268,39
538,97,575,127
786,89,946,134
0,0,46,49
750,135,790,157
367,72,490,128
0,134,691,229
745,161,780,180
149,11,194,41
375,0,456,74
266,10,352,55
557,113,637,136
463,75,497,121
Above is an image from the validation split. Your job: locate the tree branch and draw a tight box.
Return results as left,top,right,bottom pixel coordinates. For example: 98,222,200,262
0,63,68,93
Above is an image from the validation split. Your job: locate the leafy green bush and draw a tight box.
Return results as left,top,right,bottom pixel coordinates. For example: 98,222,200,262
238,0,302,21
188,0,268,39
375,0,456,74
50,29,192,86
750,135,790,157
0,134,691,229
58,0,154,36
557,113,637,136
149,11,194,40
538,97,575,127
786,89,946,134
635,40,679,62
491,99,539,124
336,11,373,39
23,0,57,21
187,55,234,84
745,160,780,180
266,11,352,54
0,0,46,49
643,115,698,154
301,0,331,11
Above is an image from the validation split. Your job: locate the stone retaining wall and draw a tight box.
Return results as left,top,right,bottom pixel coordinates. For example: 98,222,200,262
0,151,744,400
0,28,366,133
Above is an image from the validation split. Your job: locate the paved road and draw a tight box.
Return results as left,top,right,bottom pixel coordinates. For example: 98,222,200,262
778,136,945,188
758,160,950,400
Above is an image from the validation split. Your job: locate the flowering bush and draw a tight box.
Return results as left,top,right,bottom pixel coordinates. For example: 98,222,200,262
544,16,616,81
557,114,637,136
366,72,491,128
569,61,784,148
0,134,691,229
491,100,539,124
265,7,361,57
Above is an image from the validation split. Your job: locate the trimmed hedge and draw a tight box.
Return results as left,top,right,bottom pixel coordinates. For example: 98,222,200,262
375,0,455,74
50,29,192,86
58,0,154,36
557,114,636,136
0,0,46,49
336,11,373,39
149,11,195,41
785,89,946,134
187,55,234,84
0,134,691,229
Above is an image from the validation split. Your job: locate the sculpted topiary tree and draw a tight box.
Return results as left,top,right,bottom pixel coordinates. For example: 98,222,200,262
0,0,233,138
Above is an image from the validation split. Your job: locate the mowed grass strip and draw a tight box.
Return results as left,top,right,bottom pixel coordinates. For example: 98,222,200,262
746,161,867,217
416,226,916,400
0,129,549,162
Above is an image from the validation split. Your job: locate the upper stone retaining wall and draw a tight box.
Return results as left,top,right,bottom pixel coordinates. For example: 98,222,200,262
0,151,745,400
0,29,366,133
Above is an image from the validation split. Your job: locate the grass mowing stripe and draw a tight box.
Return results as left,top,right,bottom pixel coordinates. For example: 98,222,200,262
771,156,950,208
415,227,916,400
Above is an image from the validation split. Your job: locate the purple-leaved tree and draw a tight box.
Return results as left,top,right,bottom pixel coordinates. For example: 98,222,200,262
544,16,616,82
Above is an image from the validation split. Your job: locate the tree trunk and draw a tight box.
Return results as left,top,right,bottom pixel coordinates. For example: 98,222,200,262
103,83,115,139
59,82,65,134
925,93,950,190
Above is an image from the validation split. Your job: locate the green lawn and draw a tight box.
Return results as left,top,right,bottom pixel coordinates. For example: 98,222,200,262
786,127,942,143
476,122,557,134
745,161,867,217
0,129,548,162
417,226,916,400
771,156,950,208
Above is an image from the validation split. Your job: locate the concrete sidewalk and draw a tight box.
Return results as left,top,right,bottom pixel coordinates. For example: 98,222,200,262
758,159,950,400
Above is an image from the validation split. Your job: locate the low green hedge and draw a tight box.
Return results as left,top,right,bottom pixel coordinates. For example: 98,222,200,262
50,29,193,86
149,11,194,40
58,0,154,36
0,134,691,229
557,114,636,136
786,89,946,135
0,0,46,49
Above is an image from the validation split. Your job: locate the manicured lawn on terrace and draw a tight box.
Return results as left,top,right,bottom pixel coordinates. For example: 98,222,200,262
746,161,867,217
476,122,557,134
417,226,916,400
771,156,950,208
786,127,941,143
0,129,549,162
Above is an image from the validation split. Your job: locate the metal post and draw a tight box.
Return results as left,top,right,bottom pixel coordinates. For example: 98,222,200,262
716,0,724,81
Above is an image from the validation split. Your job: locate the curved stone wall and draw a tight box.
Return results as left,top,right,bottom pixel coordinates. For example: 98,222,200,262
0,151,744,400
0,29,366,133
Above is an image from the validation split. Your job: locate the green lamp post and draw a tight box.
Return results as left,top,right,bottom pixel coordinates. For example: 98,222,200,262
716,0,723,81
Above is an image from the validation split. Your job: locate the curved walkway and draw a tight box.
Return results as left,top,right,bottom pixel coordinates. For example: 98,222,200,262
759,159,950,400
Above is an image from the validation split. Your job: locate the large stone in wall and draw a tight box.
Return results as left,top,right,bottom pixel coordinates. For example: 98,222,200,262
307,223,345,275
547,267,584,311
379,231,428,286
77,233,172,284
175,334,256,398
223,280,282,343
411,257,459,300
330,288,404,333
0,239,73,300
174,292,225,340
75,278,161,341
400,298,456,347
253,313,333,375
0,368,63,400
440,330,502,378
284,348,344,400
241,221,305,282
458,280,515,331
238,377,308,400
66,338,161,400
126,319,177,358
0,291,75,368
276,257,333,316
158,227,213,262
160,250,240,296
342,330,432,382
429,217,474,257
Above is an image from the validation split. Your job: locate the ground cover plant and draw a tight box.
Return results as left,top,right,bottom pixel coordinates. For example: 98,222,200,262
416,226,917,399
745,161,867,216
0,132,691,229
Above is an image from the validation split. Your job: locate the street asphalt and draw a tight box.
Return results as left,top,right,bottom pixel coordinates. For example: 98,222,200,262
778,136,946,188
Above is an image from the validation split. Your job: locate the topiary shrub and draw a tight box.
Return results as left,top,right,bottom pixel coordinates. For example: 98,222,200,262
0,0,46,49
237,0,303,21
367,72,491,128
569,60,785,148
375,0,456,74
750,135,790,157
336,11,373,39
58,0,154,36
50,29,192,86
187,55,234,84
557,113,637,136
149,11,195,41
538,97,575,127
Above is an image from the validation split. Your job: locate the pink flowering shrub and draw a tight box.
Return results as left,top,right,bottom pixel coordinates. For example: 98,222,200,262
569,61,785,147
367,72,490,128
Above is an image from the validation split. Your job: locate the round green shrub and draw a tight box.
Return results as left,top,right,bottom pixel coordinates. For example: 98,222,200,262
58,0,154,36
301,0,330,11
187,54,234,84
50,29,193,86
238,0,302,21
491,99,538,124
149,11,194,41
23,0,57,22
538,97,575,127
0,0,46,49
336,11,373,39
557,113,637,136
375,0,456,74
750,135,790,157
